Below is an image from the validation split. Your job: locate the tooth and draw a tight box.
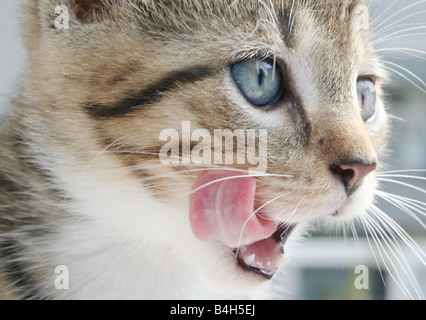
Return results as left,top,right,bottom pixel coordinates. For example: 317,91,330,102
244,253,255,266
279,256,292,267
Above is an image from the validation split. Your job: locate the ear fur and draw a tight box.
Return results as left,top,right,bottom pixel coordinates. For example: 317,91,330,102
29,0,113,28
70,0,108,24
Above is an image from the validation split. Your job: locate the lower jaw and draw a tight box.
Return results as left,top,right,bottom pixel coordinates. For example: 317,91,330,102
236,255,276,280
233,224,296,280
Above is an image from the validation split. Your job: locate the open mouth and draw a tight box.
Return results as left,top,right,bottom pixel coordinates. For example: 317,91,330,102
189,170,295,279
235,224,295,279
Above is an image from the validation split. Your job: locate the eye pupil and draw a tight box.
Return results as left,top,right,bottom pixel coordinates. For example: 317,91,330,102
231,58,283,108
258,68,265,86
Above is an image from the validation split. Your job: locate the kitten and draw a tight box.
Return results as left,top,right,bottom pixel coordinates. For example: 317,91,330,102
0,0,413,299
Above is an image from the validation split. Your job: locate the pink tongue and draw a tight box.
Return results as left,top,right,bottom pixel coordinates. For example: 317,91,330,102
189,170,277,248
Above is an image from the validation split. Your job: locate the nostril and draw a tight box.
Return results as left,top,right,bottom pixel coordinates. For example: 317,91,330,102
330,162,377,195
332,165,355,185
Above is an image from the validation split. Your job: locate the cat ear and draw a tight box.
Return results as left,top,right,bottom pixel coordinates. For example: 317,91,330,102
34,0,116,26
69,0,109,24
22,1,120,53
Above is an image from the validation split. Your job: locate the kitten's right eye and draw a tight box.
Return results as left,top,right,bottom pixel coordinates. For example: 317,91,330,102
231,58,283,108
357,78,377,121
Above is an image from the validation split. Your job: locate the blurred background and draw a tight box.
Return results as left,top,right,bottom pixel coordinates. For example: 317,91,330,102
0,0,424,300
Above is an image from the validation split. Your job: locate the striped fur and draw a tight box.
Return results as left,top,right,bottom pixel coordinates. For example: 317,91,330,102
0,0,389,299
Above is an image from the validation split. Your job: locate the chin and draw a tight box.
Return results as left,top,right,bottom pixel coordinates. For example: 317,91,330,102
177,223,307,298
176,173,379,298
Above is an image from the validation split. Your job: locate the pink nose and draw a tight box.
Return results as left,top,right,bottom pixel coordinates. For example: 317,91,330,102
331,162,377,195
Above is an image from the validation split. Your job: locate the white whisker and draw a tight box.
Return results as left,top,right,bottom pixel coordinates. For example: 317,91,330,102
375,191,426,228
373,0,426,31
362,212,416,299
383,60,426,90
363,208,424,299
257,0,278,25
377,47,426,61
374,10,426,38
234,192,289,260
364,212,415,298
377,190,426,210
376,174,426,182
359,215,388,286
288,0,296,28
382,65,426,94
369,205,426,263
370,0,398,28
187,173,295,197
375,30,426,46
378,169,426,174
350,220,362,253
370,206,426,300
377,177,426,195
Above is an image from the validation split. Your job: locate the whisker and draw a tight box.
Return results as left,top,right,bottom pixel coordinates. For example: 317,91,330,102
289,199,302,219
257,0,279,26
362,212,416,299
375,31,426,46
267,0,279,25
256,18,281,34
350,220,362,253
363,208,424,299
370,0,398,28
53,137,125,212
374,10,426,38
267,197,302,223
382,65,426,94
378,169,426,174
134,167,249,183
358,214,388,287
383,60,426,89
387,114,407,123
363,213,415,298
376,47,426,61
375,191,426,228
369,205,426,263
186,173,295,197
377,190,426,210
369,206,426,299
377,177,426,195
373,0,426,31
288,0,296,28
376,174,426,182
234,192,289,260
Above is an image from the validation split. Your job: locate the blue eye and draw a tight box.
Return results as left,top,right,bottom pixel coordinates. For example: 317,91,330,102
357,79,377,121
231,58,283,108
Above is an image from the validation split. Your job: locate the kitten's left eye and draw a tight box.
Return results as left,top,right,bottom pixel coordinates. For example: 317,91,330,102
357,78,377,121
231,58,283,108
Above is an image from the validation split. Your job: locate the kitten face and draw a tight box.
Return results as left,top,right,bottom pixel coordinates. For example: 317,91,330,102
23,0,389,295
